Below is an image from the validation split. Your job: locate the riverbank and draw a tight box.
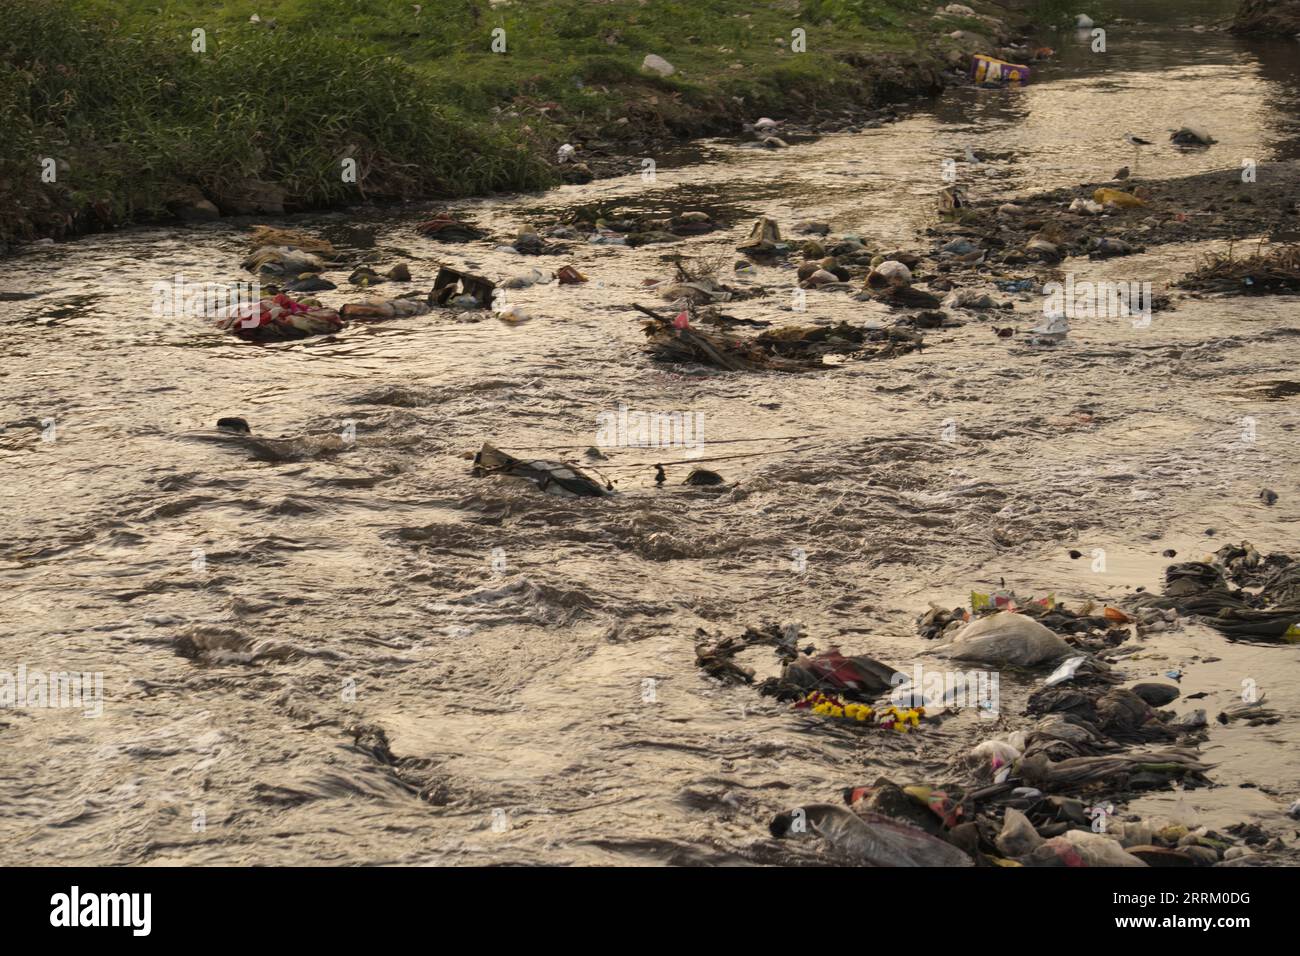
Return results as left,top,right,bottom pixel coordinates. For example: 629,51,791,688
1,0,1052,251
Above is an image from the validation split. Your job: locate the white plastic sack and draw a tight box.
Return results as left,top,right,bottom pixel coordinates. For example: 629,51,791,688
943,611,1073,666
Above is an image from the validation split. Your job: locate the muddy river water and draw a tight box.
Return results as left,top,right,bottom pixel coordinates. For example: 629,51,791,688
2,0,1298,864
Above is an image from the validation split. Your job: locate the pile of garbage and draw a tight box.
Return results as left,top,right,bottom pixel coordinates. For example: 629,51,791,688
924,177,1164,273
694,622,800,686
768,717,1233,865
757,575,1278,865
769,768,1270,866
216,292,343,342
695,623,943,741
1129,542,1300,642
918,590,1135,658
247,225,336,256
431,266,496,310
1177,243,1300,296
638,306,923,372
695,623,906,701
242,245,330,278
208,218,522,342
339,295,430,322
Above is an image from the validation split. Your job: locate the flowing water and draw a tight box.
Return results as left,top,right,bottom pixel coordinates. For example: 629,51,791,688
2,0,1298,864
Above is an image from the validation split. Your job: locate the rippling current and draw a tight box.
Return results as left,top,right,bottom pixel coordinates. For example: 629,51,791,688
2,1,1298,864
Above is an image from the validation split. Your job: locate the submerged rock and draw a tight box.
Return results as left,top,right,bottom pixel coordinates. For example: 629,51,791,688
415,212,486,242
167,188,220,221
1131,682,1180,707
284,274,336,293
683,468,724,486
862,284,943,310
1170,125,1216,146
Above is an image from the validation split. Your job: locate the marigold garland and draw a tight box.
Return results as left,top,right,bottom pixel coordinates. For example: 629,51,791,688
794,692,923,731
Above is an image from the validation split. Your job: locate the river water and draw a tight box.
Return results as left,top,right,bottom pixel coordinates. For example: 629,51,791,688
2,0,1298,864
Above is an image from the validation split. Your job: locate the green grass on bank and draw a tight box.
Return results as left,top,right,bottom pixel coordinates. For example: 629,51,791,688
1,0,1022,244
69,0,933,126
0,0,552,241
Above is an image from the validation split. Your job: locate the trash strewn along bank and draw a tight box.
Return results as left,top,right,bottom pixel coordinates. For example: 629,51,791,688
1,0,1039,249
765,543,1300,866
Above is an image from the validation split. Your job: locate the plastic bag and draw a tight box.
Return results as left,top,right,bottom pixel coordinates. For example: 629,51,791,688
1044,654,1088,687
969,737,1023,782
774,804,974,867
997,808,1043,858
943,611,1073,666
970,54,1031,85
1093,188,1146,209
1057,829,1148,866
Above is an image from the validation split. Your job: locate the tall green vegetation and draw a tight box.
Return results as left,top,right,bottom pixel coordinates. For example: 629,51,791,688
0,0,551,243
1,0,973,245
